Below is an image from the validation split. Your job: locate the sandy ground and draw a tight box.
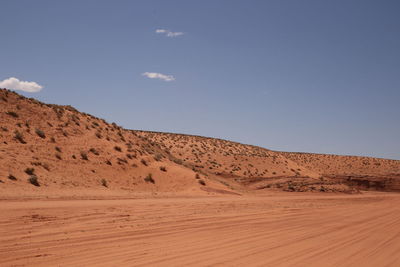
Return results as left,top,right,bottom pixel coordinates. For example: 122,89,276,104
1,192,400,267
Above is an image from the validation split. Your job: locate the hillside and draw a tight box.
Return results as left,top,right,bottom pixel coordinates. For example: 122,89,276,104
1,88,399,198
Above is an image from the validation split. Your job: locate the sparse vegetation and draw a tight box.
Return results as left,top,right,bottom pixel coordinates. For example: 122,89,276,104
89,148,99,155
154,154,163,161
101,178,108,187
80,151,89,160
8,174,17,181
144,173,155,184
160,166,167,172
141,159,148,166
28,176,40,186
6,111,19,118
114,146,122,152
25,168,35,175
55,153,62,160
55,146,62,152
14,130,26,144
195,173,200,179
198,179,206,186
35,128,46,139
105,160,112,165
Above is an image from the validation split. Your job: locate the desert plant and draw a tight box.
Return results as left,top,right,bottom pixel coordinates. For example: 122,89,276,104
14,130,26,144
141,159,148,166
50,137,56,143
89,148,99,155
114,146,122,152
25,168,35,175
8,174,17,181
154,154,163,161
6,111,18,118
195,173,200,179
105,160,112,165
101,178,108,187
55,146,62,152
55,153,62,160
198,179,206,186
80,151,88,160
160,166,167,172
173,158,183,165
144,173,155,184
28,175,40,186
35,128,46,139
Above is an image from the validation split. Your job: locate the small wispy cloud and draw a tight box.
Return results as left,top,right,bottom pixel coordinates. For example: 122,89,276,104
0,77,43,92
155,29,184,38
142,72,175,82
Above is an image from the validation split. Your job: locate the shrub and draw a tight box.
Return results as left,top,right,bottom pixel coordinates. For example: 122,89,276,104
160,166,167,172
55,146,62,152
114,146,122,152
101,178,108,187
25,168,35,175
144,173,155,184
28,176,40,186
55,153,62,160
154,154,163,161
35,128,46,139
80,151,88,160
173,158,183,165
141,159,148,166
8,174,17,181
6,111,18,118
89,148,99,155
50,137,56,143
198,179,206,186
14,130,26,144
195,173,200,179
105,160,112,165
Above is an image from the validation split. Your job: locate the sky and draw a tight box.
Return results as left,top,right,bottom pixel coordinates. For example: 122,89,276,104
1,0,399,160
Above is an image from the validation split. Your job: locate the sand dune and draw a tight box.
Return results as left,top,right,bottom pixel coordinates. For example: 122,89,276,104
1,192,400,266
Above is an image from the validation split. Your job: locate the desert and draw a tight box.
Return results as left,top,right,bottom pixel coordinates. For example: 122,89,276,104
2,1,400,266
1,89,400,266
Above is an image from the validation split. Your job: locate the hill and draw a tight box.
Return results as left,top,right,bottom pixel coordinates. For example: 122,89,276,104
1,88,399,198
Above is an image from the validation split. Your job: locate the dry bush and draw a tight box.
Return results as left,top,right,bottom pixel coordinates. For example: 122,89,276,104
6,111,19,118
28,176,40,186
144,173,155,184
35,128,46,139
160,166,167,172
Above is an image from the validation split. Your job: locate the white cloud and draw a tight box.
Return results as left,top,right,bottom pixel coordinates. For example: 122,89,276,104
142,72,175,82
155,29,184,38
0,77,43,92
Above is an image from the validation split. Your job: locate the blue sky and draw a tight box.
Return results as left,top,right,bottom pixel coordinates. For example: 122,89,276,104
1,0,399,159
